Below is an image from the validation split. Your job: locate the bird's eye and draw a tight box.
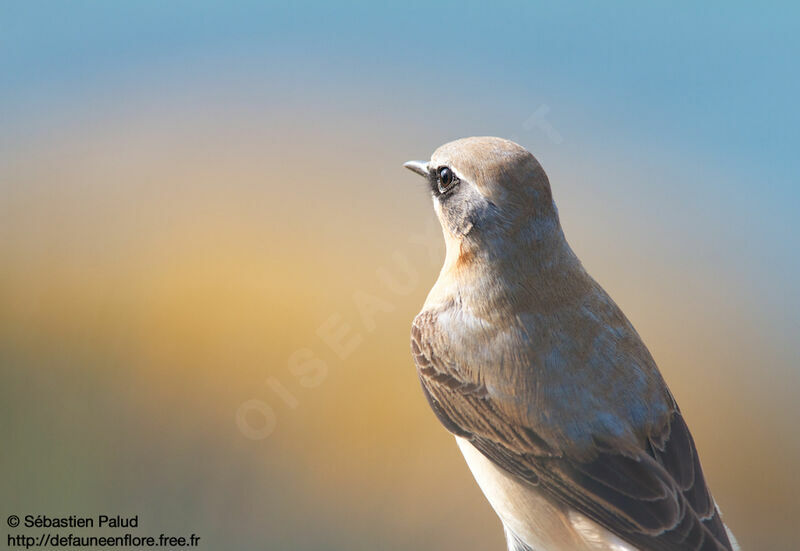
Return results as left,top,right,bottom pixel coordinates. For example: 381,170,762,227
437,166,458,193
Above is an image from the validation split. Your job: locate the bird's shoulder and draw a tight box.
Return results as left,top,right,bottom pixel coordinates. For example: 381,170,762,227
411,288,674,458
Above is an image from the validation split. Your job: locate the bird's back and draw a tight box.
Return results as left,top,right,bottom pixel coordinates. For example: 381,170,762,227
413,267,736,550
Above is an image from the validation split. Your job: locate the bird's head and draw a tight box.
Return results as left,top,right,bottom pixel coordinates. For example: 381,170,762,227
404,137,563,269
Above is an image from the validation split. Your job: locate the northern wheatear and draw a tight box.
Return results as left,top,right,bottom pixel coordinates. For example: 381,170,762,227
405,137,739,551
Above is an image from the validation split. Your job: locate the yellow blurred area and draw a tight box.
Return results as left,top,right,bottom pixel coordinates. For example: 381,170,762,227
1,107,797,550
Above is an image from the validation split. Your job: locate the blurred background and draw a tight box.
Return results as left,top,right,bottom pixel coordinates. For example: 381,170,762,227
1,2,798,550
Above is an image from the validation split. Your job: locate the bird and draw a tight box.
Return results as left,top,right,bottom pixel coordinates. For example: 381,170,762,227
404,137,739,551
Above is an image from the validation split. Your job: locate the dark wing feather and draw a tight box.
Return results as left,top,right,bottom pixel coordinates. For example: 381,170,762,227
411,318,733,551
649,413,733,546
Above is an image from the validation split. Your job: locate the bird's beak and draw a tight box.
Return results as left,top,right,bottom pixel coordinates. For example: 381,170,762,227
403,160,430,177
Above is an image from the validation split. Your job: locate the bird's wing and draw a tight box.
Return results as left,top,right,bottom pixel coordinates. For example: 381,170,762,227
411,317,733,551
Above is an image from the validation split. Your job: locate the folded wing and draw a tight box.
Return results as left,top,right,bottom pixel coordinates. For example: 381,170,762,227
412,317,733,551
